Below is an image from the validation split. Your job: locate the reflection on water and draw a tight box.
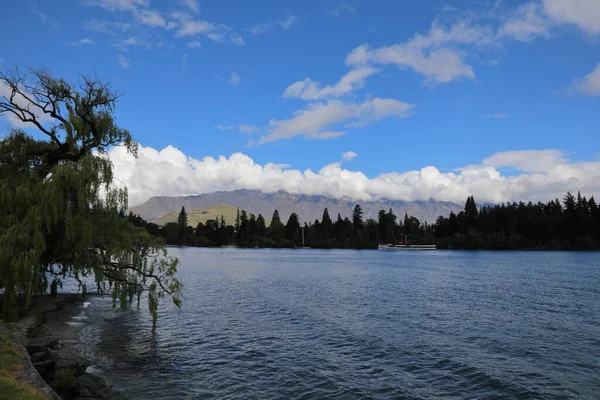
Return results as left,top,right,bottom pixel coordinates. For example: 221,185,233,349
73,249,600,399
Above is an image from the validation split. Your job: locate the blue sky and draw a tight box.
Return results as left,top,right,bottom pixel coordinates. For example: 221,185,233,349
1,0,600,205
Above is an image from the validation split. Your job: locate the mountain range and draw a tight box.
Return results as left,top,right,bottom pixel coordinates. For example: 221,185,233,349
131,190,463,226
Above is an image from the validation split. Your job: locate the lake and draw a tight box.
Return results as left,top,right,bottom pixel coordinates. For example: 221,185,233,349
75,248,600,399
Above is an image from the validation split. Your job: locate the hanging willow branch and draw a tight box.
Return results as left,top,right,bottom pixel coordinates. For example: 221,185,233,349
0,68,182,328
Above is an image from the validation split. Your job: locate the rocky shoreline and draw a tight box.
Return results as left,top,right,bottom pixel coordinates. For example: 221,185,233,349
4,294,128,400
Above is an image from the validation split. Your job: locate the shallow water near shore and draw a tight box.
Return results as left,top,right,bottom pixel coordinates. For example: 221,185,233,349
71,248,600,399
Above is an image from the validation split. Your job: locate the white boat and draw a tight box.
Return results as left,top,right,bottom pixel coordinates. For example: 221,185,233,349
378,244,436,250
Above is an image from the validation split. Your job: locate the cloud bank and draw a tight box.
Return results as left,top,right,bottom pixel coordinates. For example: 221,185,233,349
107,144,600,207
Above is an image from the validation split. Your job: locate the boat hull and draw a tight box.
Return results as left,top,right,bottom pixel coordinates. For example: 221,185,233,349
378,244,436,250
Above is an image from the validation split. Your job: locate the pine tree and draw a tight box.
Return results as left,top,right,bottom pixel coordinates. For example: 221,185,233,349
177,207,188,244
464,196,478,229
248,214,257,240
352,204,363,235
334,213,344,240
271,209,282,226
285,213,301,241
269,209,284,240
387,208,397,243
378,210,387,243
321,208,333,239
240,210,249,244
256,214,267,237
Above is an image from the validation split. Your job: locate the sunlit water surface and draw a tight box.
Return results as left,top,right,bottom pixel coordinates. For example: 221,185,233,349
71,249,600,399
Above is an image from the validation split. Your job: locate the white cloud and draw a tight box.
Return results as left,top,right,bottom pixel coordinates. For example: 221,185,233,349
283,67,379,100
188,40,201,48
570,62,600,95
107,145,600,207
340,2,598,87
229,33,245,46
208,33,225,43
480,112,511,119
180,53,188,70
84,19,131,34
133,9,166,27
117,54,131,69
65,38,96,46
30,4,61,29
280,15,297,29
180,0,199,13
258,98,414,144
345,20,494,84
115,36,155,51
83,2,243,47
82,0,148,12
172,12,245,45
250,21,280,35
239,124,260,134
498,2,550,42
176,19,215,36
216,124,234,131
229,72,241,86
342,151,358,161
543,0,600,35
328,3,357,17
250,14,298,35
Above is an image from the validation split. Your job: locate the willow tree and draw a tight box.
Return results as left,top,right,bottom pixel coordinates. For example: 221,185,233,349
0,68,182,327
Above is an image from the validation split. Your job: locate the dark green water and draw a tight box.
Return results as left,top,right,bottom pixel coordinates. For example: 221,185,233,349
76,249,600,399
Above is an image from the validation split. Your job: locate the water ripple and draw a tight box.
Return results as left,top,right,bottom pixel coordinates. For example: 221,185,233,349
77,249,600,399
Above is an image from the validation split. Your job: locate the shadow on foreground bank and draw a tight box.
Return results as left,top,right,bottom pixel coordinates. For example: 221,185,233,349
1,294,128,400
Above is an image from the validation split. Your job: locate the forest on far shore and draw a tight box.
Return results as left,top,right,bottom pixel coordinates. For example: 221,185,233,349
126,191,600,251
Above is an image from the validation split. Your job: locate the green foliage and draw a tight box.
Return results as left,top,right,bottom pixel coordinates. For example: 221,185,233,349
285,213,300,240
464,195,478,228
352,204,363,231
256,214,267,237
378,208,399,244
321,208,333,239
177,207,188,228
0,68,182,325
433,191,600,250
177,207,188,245
161,222,181,245
269,209,284,239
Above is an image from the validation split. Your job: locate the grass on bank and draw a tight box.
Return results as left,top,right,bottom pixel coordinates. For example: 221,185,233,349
154,204,239,226
0,327,48,400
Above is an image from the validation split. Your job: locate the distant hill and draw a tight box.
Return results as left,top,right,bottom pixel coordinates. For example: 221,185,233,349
153,204,240,227
132,190,463,225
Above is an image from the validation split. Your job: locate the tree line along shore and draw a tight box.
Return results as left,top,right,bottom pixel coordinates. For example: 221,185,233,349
127,191,600,251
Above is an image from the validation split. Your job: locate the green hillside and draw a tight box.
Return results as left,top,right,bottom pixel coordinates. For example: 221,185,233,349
153,204,269,227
